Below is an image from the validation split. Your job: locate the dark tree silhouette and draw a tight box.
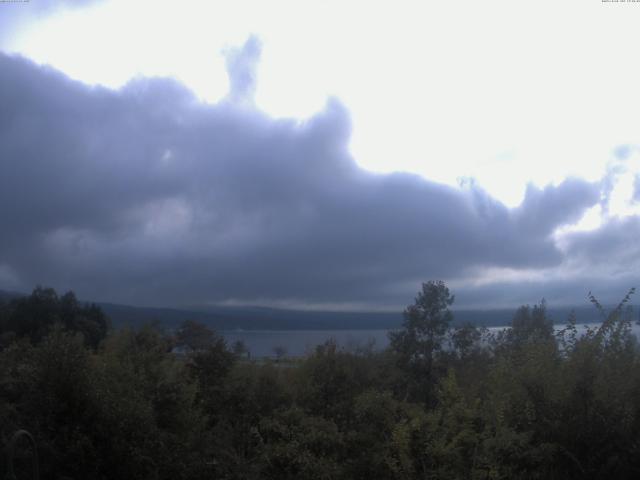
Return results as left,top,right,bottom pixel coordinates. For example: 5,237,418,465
389,280,454,402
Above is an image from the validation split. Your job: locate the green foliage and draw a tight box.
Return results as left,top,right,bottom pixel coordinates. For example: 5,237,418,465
0,287,108,348
389,280,455,403
259,407,343,480
297,339,380,423
389,281,455,364
344,389,416,479
417,370,484,479
175,319,216,352
0,320,213,479
2,283,640,479
508,300,555,347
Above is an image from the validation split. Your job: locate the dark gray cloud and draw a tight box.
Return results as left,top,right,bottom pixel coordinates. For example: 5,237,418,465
514,180,600,237
453,272,639,312
562,216,640,270
0,51,613,309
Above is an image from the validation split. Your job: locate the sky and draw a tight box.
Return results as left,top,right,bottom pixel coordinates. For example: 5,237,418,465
1,0,640,311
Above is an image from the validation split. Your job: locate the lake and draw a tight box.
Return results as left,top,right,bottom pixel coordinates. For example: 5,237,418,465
222,329,391,358
222,323,640,358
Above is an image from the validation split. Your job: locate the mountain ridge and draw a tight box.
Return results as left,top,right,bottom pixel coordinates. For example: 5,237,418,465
1,289,630,330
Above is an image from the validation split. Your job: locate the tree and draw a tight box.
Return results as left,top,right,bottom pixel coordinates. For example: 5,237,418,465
59,291,109,349
273,345,287,362
232,340,249,359
175,319,216,352
388,281,454,402
188,335,236,416
0,287,108,348
508,300,554,347
2,286,59,343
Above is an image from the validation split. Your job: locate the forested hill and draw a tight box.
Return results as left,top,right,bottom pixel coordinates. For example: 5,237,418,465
97,302,405,330
0,289,22,303
0,289,620,330
98,303,614,330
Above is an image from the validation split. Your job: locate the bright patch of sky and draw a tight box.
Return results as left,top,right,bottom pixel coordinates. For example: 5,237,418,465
5,0,640,214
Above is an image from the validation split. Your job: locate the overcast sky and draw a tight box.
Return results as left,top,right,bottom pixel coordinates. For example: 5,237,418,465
1,0,640,310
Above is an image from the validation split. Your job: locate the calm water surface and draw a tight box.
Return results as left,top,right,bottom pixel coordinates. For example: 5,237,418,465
222,323,640,358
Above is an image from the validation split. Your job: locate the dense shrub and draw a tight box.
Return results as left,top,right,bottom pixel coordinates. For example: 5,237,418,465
2,284,640,479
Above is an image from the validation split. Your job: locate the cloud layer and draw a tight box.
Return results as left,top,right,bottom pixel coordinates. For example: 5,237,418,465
0,42,636,309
